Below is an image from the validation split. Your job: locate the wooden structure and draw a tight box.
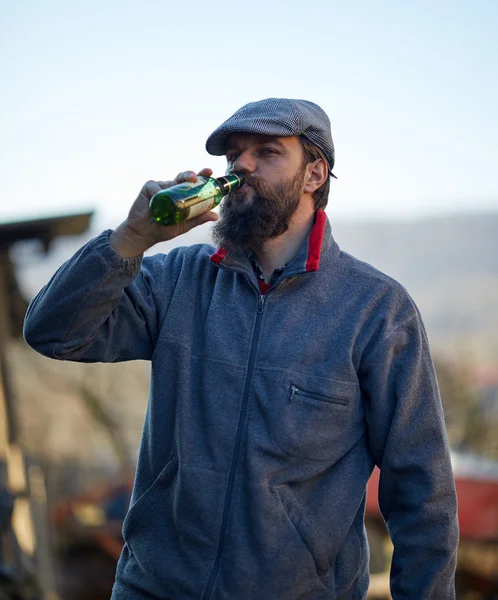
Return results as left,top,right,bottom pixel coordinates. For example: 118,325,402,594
0,212,93,600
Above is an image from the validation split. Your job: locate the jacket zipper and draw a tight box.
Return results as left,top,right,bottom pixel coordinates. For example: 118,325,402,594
290,385,350,406
202,293,266,600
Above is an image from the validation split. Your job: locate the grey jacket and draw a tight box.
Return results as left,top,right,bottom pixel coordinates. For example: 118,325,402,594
24,211,458,599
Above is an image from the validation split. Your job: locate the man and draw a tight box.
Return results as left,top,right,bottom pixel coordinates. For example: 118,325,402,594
24,98,459,599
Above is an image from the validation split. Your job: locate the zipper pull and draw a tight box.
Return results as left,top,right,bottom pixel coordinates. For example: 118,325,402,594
257,295,265,314
290,385,298,401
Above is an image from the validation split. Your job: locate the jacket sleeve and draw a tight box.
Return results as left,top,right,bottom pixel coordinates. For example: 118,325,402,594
359,308,459,599
24,230,171,363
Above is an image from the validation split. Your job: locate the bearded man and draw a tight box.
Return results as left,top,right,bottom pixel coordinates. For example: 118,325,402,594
24,98,459,600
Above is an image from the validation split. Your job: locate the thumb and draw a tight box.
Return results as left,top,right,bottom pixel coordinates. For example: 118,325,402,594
176,210,219,235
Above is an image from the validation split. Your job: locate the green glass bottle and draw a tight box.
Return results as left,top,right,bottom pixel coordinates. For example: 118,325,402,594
149,172,245,226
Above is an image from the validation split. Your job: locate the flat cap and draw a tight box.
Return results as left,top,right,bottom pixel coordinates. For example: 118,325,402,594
205,98,336,177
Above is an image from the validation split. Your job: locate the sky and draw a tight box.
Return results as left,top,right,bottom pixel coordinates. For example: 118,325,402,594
1,0,498,230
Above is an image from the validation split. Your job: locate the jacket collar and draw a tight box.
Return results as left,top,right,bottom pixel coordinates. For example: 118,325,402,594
210,210,333,278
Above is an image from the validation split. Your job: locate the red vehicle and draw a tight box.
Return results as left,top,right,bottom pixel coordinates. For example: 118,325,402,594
367,451,498,541
366,450,498,597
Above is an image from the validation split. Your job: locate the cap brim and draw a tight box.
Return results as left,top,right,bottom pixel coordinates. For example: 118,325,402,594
205,129,250,157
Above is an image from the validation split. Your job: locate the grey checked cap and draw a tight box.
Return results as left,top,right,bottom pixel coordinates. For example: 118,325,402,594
205,98,336,178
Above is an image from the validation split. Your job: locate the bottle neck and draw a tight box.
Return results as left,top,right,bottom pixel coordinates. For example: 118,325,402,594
215,173,245,195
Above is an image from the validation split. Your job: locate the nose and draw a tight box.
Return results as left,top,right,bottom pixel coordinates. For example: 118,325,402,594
232,149,256,175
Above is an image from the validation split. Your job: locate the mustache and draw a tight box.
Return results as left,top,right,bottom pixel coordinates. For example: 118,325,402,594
229,173,268,197
243,174,258,187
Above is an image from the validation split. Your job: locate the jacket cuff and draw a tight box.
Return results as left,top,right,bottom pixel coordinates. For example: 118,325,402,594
95,229,143,274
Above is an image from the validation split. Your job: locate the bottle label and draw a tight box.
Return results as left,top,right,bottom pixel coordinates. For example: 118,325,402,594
187,197,217,220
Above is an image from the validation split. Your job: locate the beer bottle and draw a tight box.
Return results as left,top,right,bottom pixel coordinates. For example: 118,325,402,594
149,172,245,226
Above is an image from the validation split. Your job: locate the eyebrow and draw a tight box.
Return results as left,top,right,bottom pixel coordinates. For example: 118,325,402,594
225,136,286,154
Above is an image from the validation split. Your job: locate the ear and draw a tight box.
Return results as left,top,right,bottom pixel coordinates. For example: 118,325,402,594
303,159,328,194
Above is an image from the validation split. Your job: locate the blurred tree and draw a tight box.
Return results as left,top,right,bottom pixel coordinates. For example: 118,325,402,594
78,372,133,477
434,357,497,459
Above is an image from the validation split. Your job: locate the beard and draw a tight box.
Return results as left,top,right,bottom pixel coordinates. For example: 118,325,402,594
211,164,306,253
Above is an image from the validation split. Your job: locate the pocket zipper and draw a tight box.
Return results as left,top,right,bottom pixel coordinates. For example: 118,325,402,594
290,385,349,406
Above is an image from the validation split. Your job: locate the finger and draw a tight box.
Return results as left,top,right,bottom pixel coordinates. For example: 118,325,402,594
198,210,219,224
174,170,198,184
142,171,200,197
155,180,174,190
141,180,163,199
197,167,213,177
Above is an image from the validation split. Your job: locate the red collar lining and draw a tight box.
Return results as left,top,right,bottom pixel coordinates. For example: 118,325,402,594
306,210,326,272
209,247,228,264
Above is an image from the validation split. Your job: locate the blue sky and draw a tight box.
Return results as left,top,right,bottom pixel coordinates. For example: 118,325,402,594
1,0,497,228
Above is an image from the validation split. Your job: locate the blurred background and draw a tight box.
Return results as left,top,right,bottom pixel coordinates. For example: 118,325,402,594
1,1,497,598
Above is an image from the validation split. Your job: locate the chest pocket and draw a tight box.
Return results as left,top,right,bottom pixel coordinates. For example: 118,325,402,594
269,371,363,462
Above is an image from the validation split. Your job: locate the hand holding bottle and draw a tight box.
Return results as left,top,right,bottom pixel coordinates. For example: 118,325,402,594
110,169,219,258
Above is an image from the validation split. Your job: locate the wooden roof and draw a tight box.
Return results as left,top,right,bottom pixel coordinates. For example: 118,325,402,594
0,212,93,250
0,211,94,338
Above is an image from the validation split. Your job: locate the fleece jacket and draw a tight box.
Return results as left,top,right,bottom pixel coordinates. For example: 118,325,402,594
24,210,459,599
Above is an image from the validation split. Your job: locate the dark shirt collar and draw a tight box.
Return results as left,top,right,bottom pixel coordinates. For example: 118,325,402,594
246,250,286,286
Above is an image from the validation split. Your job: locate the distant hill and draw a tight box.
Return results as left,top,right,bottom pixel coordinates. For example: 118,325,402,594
331,212,498,361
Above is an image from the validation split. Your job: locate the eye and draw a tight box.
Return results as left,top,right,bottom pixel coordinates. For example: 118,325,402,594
226,153,239,164
258,147,279,156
